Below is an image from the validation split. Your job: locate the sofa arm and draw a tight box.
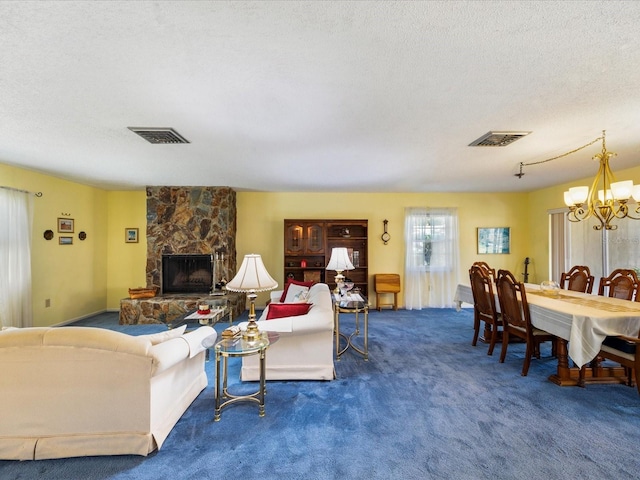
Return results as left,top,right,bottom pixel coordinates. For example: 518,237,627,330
180,326,216,358
149,326,215,375
150,337,190,375
239,318,293,333
239,313,332,335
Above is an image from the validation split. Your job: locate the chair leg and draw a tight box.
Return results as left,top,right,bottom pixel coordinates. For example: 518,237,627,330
487,324,498,356
634,358,640,395
578,365,586,387
472,312,480,346
521,342,533,376
499,331,509,363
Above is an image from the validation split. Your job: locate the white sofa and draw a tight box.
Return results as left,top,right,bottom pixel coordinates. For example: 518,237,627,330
239,282,335,381
0,324,215,460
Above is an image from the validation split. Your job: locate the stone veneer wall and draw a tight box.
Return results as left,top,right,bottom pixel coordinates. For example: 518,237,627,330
146,186,237,291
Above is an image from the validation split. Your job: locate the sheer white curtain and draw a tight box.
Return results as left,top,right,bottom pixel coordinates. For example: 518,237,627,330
562,214,640,284
404,207,459,309
0,188,34,328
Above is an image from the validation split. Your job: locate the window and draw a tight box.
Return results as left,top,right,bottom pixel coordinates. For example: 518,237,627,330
404,207,459,308
408,213,449,271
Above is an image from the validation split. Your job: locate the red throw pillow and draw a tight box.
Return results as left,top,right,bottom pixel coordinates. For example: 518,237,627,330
279,279,315,302
266,302,312,320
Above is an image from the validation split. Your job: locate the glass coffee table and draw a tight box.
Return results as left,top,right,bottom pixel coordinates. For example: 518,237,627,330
202,331,279,421
168,305,231,330
333,293,369,361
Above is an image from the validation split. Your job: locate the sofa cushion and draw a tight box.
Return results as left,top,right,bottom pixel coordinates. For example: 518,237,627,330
138,325,187,345
280,280,315,302
266,302,312,320
282,283,311,303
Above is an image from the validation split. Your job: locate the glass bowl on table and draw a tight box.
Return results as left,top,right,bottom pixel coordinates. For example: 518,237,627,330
540,280,560,298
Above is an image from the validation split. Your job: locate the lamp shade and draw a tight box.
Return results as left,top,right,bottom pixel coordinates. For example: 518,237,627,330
225,254,278,292
326,247,355,272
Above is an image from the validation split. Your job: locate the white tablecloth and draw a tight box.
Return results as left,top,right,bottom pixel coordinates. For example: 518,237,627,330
454,283,640,368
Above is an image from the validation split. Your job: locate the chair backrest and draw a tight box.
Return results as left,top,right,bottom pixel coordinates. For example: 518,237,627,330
472,261,496,283
560,265,594,294
496,269,532,333
598,269,639,301
469,265,498,324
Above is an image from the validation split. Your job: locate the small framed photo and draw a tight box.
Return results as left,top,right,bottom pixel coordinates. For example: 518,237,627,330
57,218,74,233
125,228,139,243
477,227,510,254
59,236,73,245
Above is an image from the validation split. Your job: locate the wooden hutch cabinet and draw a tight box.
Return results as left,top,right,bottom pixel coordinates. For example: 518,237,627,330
283,219,368,297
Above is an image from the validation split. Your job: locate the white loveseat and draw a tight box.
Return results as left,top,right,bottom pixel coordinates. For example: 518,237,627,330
240,282,335,381
0,324,215,460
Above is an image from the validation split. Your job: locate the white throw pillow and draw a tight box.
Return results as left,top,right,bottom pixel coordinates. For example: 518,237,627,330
283,283,310,303
138,324,187,345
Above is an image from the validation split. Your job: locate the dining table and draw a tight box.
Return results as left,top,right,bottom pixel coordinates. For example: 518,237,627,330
454,282,640,386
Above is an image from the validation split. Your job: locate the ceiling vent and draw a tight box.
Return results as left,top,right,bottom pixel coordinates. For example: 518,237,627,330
128,127,190,144
468,131,530,147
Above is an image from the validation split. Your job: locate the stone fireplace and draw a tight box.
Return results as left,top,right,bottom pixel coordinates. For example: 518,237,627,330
146,186,236,291
119,186,245,325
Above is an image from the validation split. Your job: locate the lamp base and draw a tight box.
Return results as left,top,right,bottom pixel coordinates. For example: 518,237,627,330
333,271,344,294
242,319,262,342
241,293,262,341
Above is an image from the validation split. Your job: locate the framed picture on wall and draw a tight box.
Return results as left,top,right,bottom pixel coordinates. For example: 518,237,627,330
59,236,73,245
57,218,74,233
477,227,510,254
125,228,139,243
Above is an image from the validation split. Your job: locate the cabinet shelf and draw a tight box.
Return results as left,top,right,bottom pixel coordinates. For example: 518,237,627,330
284,219,368,297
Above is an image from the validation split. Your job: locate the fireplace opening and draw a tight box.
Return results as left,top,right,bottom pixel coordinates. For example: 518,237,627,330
162,254,213,294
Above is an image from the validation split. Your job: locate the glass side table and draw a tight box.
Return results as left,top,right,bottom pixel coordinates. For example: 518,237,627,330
202,331,279,421
333,293,369,361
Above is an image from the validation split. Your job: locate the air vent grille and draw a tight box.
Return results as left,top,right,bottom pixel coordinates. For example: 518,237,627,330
469,131,530,147
128,127,190,144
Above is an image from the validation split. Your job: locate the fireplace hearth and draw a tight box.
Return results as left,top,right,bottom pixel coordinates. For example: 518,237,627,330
162,254,213,294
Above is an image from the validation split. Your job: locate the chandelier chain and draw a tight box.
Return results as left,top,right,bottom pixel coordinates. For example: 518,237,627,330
520,135,603,168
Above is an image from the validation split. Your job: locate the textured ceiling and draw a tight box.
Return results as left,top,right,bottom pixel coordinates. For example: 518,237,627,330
1,1,640,192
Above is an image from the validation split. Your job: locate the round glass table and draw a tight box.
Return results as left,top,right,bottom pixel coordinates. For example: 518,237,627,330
202,331,279,421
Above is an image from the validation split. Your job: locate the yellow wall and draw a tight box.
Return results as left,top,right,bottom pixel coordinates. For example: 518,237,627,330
9,158,638,323
106,191,147,308
1,163,108,326
236,192,531,307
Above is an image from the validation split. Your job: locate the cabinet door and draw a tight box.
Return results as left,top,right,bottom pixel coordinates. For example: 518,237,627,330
305,223,324,254
285,223,305,255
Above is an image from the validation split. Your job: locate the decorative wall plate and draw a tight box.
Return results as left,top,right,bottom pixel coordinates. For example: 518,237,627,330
43,229,54,240
79,231,87,241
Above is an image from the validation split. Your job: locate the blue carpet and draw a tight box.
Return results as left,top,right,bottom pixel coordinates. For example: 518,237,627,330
1,308,639,480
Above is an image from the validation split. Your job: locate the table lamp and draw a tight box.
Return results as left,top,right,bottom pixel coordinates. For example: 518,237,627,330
225,254,278,341
326,247,355,294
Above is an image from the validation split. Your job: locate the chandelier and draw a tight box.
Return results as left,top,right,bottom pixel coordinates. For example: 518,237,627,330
563,131,640,230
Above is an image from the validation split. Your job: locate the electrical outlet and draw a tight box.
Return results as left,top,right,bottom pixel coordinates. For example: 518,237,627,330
45,299,51,308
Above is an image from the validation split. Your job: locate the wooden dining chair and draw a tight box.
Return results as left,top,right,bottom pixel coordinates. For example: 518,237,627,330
495,269,555,376
598,269,639,301
469,265,502,355
472,261,496,283
597,331,640,394
560,265,594,294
